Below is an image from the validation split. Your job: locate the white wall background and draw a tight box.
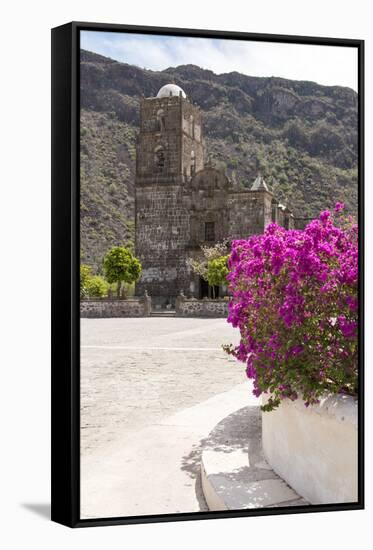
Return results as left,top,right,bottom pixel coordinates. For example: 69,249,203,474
0,0,371,548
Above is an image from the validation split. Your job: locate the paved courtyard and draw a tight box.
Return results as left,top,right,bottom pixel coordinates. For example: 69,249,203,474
81,317,244,456
80,317,247,518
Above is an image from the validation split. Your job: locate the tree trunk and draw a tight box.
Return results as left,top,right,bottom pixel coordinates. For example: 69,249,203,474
117,280,121,299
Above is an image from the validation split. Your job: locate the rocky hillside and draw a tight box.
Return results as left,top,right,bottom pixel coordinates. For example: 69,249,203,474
80,49,358,270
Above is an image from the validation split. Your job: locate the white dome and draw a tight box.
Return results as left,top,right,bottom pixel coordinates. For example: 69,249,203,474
157,84,186,99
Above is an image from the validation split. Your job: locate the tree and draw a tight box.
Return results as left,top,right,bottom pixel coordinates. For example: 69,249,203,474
103,246,142,298
207,255,229,298
85,275,109,298
188,242,229,280
80,264,92,299
187,242,229,298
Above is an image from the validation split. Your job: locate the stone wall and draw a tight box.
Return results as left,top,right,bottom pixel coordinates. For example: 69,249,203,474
189,167,230,246
228,189,272,239
135,184,191,304
176,297,229,317
180,99,204,177
80,297,151,318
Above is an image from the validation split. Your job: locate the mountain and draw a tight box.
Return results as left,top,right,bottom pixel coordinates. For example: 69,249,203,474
80,49,358,270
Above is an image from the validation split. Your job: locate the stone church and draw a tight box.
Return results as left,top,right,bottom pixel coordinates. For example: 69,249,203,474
135,83,294,307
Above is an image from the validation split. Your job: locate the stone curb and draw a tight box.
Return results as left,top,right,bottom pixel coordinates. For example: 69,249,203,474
200,405,309,511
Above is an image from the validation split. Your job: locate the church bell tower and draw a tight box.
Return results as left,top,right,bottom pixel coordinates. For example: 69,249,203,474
135,84,204,306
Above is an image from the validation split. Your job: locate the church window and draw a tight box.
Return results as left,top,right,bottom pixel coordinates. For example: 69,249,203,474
156,109,165,132
205,221,215,242
154,145,165,170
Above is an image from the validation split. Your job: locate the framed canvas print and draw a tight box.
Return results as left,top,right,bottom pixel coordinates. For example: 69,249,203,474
51,21,364,527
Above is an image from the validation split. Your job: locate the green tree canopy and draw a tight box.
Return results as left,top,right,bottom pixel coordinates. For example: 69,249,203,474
207,255,229,289
187,242,229,282
80,264,92,299
85,275,109,298
103,246,142,297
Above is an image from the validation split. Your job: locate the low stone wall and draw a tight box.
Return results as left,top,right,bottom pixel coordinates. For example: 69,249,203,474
176,297,229,317
262,394,358,504
80,298,151,318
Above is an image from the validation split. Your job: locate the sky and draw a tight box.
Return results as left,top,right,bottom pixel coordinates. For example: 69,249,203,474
81,31,358,91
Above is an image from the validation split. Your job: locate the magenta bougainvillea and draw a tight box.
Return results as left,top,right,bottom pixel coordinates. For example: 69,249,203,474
225,204,358,411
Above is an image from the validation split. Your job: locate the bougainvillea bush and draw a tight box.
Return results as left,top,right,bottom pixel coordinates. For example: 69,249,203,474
225,204,358,411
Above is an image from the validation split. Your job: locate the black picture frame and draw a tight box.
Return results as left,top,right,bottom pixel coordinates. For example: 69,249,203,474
51,21,365,528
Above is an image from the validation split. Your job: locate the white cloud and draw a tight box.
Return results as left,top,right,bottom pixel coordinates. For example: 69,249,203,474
81,31,358,91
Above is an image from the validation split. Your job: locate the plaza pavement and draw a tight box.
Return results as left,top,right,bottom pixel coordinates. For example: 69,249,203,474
80,317,244,457
80,317,248,518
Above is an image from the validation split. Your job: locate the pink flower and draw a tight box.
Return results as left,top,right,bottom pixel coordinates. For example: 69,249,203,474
226,209,358,410
319,210,331,224
346,296,358,312
337,316,357,339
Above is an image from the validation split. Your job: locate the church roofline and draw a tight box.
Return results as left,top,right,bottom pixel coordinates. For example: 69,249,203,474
250,174,270,192
140,94,202,113
141,94,187,101
228,187,273,196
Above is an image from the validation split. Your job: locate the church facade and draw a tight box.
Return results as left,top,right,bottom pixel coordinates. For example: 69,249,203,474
135,83,294,306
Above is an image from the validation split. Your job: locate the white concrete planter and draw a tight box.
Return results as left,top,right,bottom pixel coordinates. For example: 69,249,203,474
261,394,358,504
